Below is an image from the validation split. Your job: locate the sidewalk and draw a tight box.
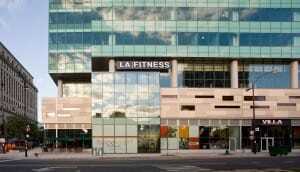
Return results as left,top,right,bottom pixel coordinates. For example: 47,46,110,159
1,148,299,160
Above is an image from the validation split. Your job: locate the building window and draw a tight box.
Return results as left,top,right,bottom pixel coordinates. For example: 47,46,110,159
289,96,300,100
181,105,195,111
95,113,102,118
215,105,240,109
222,96,234,101
63,83,91,97
178,61,230,88
160,72,171,88
195,95,214,98
244,96,266,101
161,95,177,98
250,105,269,109
239,61,290,88
293,127,300,149
199,126,229,149
277,103,296,111
277,103,296,106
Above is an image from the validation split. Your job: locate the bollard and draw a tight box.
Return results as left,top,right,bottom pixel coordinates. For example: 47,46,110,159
100,147,104,159
96,148,99,156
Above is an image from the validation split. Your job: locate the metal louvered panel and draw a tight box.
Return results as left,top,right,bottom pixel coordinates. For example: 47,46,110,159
220,120,229,126
292,120,300,126
179,119,188,125
199,119,209,126
66,123,73,129
189,119,199,126
160,119,167,125
168,119,177,126
85,124,92,129
75,123,82,129
58,123,65,129
47,123,56,129
229,120,240,126
242,120,252,126
211,120,220,126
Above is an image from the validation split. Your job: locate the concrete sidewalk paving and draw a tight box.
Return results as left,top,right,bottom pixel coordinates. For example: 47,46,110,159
1,148,299,160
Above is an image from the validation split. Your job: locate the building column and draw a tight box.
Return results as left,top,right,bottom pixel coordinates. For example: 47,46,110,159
171,9,176,21
171,59,178,88
290,60,299,88
109,59,115,72
230,60,239,88
233,34,239,46
171,34,177,45
56,79,63,149
57,79,63,98
109,34,116,45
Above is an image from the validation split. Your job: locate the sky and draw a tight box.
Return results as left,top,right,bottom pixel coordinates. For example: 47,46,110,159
0,0,56,122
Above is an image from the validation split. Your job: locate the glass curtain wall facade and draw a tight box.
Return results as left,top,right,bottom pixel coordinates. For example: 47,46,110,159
49,0,300,61
92,72,160,153
47,0,300,153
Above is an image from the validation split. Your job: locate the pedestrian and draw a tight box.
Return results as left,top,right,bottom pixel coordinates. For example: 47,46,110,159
1,143,4,153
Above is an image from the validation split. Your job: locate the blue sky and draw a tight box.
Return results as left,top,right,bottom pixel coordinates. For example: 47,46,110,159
0,0,56,122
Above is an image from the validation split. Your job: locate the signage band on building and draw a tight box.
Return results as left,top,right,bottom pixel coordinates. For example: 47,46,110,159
116,61,171,70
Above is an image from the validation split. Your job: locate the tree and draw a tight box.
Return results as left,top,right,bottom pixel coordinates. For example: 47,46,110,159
110,111,126,118
5,115,40,141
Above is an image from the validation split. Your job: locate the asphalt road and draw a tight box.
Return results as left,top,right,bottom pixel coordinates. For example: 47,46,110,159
0,156,300,172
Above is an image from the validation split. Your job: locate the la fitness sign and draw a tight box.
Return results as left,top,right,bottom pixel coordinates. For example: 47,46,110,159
116,61,171,70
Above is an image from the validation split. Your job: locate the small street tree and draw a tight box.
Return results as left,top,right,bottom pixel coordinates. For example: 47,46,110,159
5,115,40,141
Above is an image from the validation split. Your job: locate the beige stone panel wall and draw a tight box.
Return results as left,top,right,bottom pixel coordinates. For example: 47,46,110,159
42,97,91,129
161,88,300,120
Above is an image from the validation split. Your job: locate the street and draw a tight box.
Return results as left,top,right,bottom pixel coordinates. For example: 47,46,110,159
0,156,300,172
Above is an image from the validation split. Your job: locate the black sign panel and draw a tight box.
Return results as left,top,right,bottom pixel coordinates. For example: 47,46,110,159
116,61,171,70
253,119,291,126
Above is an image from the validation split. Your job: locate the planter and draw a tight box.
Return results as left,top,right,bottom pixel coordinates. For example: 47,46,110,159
269,146,290,156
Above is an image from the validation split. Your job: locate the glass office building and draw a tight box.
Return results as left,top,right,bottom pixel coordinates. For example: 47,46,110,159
45,0,300,154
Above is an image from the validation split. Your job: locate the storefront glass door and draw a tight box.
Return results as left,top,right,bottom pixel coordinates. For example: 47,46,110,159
229,137,237,151
260,137,274,152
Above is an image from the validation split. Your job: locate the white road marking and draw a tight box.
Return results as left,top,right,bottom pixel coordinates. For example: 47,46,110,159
32,167,53,172
0,159,23,163
32,166,78,172
157,165,212,172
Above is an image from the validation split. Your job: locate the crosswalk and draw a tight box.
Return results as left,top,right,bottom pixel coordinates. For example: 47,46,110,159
157,165,212,172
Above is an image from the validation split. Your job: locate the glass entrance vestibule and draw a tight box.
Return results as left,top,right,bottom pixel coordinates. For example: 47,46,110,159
161,119,299,152
91,72,161,154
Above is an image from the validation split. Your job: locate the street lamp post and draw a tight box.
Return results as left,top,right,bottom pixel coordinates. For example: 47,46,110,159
82,129,88,149
246,69,277,154
23,79,29,157
1,82,5,154
247,83,257,154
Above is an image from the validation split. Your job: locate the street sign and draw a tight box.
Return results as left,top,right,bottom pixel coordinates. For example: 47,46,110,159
26,125,30,132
